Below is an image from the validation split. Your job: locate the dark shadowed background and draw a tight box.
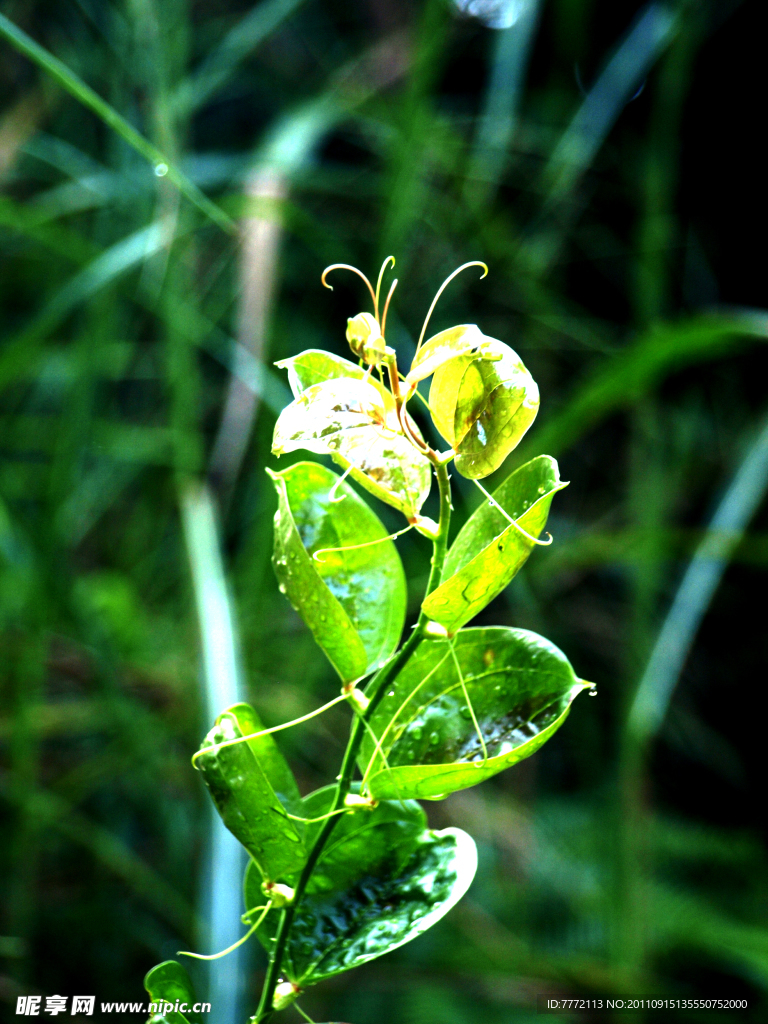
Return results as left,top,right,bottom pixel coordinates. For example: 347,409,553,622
1,0,767,1022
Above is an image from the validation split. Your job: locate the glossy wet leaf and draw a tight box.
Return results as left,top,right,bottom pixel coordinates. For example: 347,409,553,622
244,785,477,985
225,702,303,819
430,338,539,479
359,627,589,800
144,961,201,1024
268,464,366,680
405,324,490,385
268,462,407,679
196,706,305,881
422,456,566,632
271,377,431,516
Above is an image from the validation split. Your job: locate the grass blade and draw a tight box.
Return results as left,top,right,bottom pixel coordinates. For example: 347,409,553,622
0,13,234,234
466,0,542,202
522,311,768,461
180,483,246,1024
628,408,768,741
0,219,172,390
544,3,677,202
175,0,309,116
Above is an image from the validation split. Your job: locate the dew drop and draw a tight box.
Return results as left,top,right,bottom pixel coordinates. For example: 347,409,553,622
589,688,598,697
429,732,439,746
388,690,395,697
411,727,423,741
460,707,472,720
154,162,169,177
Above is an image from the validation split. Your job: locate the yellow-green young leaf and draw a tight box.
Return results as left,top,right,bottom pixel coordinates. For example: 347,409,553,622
195,706,305,882
268,462,407,678
272,376,386,456
331,425,431,518
275,349,392,408
405,324,493,386
144,961,201,1024
244,785,477,986
358,627,589,801
422,456,566,632
430,338,539,479
271,377,431,517
276,347,426,441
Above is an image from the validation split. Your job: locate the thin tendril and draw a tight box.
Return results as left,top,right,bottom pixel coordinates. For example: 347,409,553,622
294,1002,316,1024
286,808,349,824
360,649,452,790
242,903,269,924
408,385,435,415
357,712,411,811
178,901,272,960
321,264,377,310
191,695,348,767
380,278,398,337
328,461,355,503
472,478,553,546
374,256,395,321
313,524,414,563
416,261,488,352
448,636,488,765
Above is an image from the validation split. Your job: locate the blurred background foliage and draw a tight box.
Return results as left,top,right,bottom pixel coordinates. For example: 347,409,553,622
1,0,767,1021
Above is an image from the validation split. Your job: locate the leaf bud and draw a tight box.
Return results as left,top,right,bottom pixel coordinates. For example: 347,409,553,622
342,684,370,714
272,982,301,1011
261,881,295,907
343,793,378,811
410,514,440,540
346,312,386,366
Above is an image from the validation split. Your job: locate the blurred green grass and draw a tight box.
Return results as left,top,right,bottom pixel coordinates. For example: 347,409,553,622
1,0,767,1021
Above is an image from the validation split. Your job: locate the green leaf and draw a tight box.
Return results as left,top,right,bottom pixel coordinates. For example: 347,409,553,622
271,377,431,517
405,325,489,385
422,456,566,632
225,703,304,819
359,627,589,800
430,338,539,479
144,961,201,1024
267,462,407,679
196,705,305,881
244,786,477,985
276,349,390,404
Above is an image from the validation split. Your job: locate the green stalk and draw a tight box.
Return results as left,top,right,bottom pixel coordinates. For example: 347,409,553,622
254,460,452,1022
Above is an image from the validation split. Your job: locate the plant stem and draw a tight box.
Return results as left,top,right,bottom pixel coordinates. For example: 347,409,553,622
254,460,452,1022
